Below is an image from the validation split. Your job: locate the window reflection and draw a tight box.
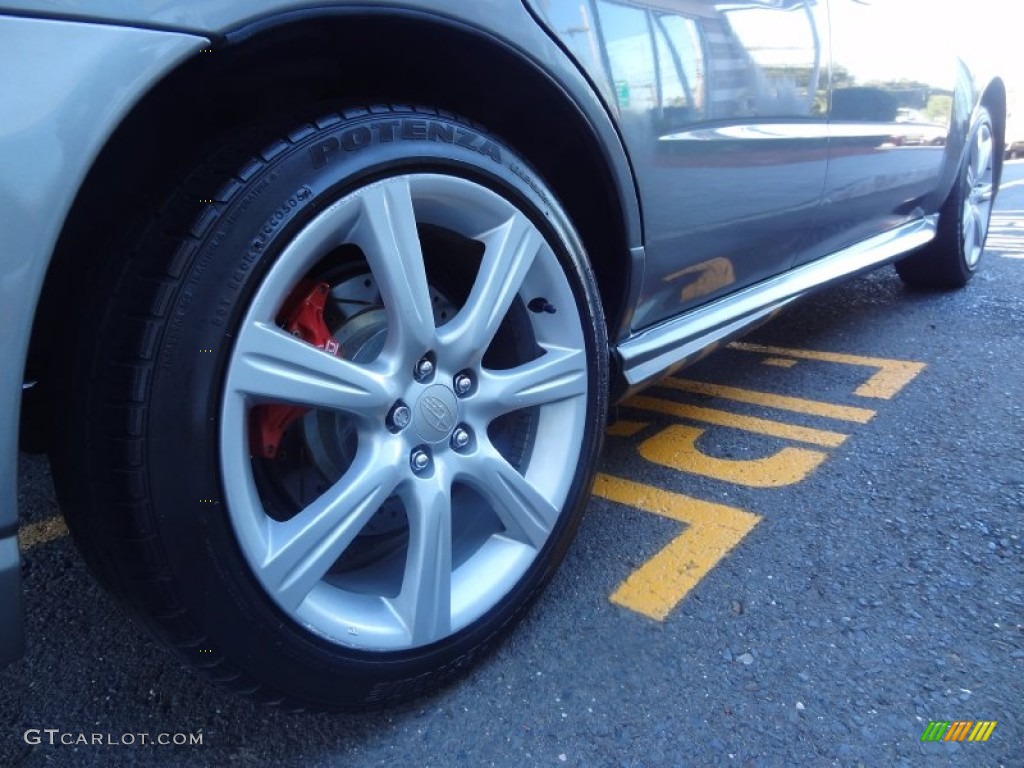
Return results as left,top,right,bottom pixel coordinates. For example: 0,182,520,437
828,0,954,129
596,2,658,112
593,0,822,131
653,14,705,123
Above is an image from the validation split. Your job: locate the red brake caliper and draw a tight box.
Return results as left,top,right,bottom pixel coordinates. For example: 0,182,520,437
251,282,341,459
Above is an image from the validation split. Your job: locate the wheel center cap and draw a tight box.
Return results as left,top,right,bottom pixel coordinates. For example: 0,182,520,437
414,384,459,443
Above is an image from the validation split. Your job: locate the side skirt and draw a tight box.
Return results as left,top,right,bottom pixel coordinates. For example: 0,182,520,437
614,216,938,400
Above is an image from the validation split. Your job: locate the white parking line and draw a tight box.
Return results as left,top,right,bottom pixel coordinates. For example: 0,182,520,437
989,211,1024,258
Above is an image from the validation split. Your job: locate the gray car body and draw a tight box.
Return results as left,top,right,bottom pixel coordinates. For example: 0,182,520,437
0,0,1004,663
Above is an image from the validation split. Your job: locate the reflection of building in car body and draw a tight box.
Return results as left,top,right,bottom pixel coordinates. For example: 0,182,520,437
890,109,947,147
598,0,824,126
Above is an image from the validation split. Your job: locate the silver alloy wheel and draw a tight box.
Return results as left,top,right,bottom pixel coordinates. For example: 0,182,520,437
962,119,994,269
219,174,589,651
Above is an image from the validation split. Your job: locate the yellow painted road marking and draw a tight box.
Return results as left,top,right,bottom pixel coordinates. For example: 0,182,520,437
603,346,927,620
18,515,69,552
969,721,997,741
661,378,877,424
628,395,848,448
606,420,650,438
639,424,828,487
728,342,926,399
595,473,761,620
761,356,797,368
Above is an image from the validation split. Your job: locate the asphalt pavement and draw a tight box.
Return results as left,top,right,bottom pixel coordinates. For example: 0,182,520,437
3,160,1023,768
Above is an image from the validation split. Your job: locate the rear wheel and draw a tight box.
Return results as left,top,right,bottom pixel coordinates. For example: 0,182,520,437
896,107,996,288
51,106,608,709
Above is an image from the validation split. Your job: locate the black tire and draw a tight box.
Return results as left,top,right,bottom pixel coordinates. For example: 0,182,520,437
895,107,996,289
50,106,608,710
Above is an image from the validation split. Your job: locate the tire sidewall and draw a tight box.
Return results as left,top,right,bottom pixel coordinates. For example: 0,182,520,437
953,107,994,278
145,110,607,706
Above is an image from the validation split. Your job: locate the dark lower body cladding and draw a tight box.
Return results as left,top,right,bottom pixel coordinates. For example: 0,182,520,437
0,532,25,665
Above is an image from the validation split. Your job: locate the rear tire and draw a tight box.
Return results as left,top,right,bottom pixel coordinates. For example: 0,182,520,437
896,107,996,289
50,106,608,710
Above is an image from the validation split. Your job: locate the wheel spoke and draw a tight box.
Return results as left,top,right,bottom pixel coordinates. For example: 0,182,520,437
973,203,988,243
475,344,588,421
460,442,559,549
437,212,542,364
973,127,993,182
229,321,394,413
971,181,994,205
221,171,591,652
967,203,987,266
353,178,437,362
259,444,404,611
963,121,993,269
390,475,453,645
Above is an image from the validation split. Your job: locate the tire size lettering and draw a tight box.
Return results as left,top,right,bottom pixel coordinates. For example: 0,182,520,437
225,171,278,227
248,186,313,256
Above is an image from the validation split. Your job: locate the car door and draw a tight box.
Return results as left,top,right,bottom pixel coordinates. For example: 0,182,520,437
527,0,830,331
797,0,960,264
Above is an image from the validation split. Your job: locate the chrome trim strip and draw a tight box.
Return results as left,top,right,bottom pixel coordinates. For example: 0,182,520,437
617,216,938,393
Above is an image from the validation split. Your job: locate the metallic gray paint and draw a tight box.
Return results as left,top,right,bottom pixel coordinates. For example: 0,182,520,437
810,0,961,266
1,0,542,32
614,245,648,342
0,1,647,249
0,14,204,665
529,0,833,330
526,0,987,333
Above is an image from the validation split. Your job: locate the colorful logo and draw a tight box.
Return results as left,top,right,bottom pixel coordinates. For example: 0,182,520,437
920,721,997,742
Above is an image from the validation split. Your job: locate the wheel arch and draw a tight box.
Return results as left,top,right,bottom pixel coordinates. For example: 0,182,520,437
26,9,640,438
979,76,1007,191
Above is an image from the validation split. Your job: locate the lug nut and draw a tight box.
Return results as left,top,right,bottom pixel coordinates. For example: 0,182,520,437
415,358,434,380
390,403,411,430
410,449,431,473
454,373,473,396
451,427,471,450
